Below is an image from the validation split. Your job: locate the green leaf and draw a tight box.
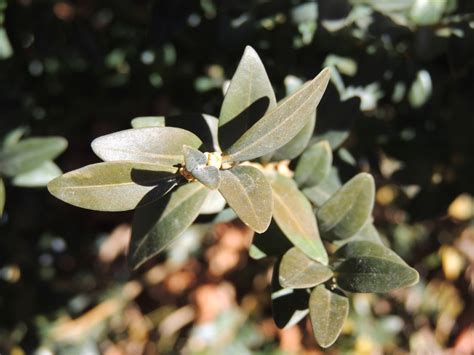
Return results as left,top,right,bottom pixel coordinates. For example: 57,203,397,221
0,137,67,177
271,173,328,264
2,126,28,147
224,68,331,162
309,285,349,348
295,140,332,188
267,113,316,161
91,127,202,166
336,241,419,293
48,162,178,211
129,182,209,269
12,161,62,187
271,261,309,329
302,167,341,207
317,173,375,241
219,46,277,150
279,247,333,289
333,223,384,248
131,116,165,128
200,189,226,214
0,178,5,216
218,165,272,233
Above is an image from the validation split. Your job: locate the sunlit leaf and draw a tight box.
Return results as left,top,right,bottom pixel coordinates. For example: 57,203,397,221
267,113,316,161
48,162,178,211
309,285,349,348
317,173,375,241
271,173,328,264
0,178,4,216
336,241,419,292
91,127,202,166
0,137,67,177
279,247,333,289
183,145,221,189
295,140,332,188
131,116,165,128
218,166,272,233
129,182,209,269
272,260,309,329
12,161,61,187
219,46,277,150
224,68,331,162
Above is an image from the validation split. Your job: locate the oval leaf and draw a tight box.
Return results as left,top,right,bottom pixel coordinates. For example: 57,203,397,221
91,127,202,166
317,173,375,241
0,137,67,177
279,247,333,289
48,162,178,211
309,285,349,348
295,140,332,188
335,241,419,293
12,161,62,187
302,167,342,207
219,46,277,150
224,68,331,162
129,182,209,269
218,165,272,233
271,174,328,265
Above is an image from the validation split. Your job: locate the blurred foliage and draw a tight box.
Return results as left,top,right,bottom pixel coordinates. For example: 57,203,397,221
0,0,473,353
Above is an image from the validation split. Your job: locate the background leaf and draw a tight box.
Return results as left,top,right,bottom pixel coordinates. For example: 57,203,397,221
129,182,209,269
279,247,333,289
218,165,272,233
271,173,328,264
48,162,178,211
317,173,375,241
250,222,293,260
12,161,62,187
200,189,226,214
295,140,332,188
0,178,4,216
219,46,277,150
224,68,331,162
302,167,342,207
309,285,349,348
0,137,67,177
131,116,165,128
91,127,202,166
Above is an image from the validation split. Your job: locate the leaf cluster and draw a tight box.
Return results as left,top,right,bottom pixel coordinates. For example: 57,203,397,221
47,47,418,348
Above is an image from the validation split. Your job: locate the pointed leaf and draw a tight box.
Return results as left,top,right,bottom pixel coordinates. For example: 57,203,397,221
3,126,28,147
309,285,349,348
131,116,165,128
218,166,272,233
0,137,67,177
48,162,178,211
183,145,207,171
317,173,375,241
129,182,209,269
224,68,331,162
271,173,328,264
335,241,419,293
271,260,310,329
91,127,202,166
295,141,332,188
279,247,333,289
219,46,277,150
0,178,4,216
267,113,316,162
12,161,62,187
